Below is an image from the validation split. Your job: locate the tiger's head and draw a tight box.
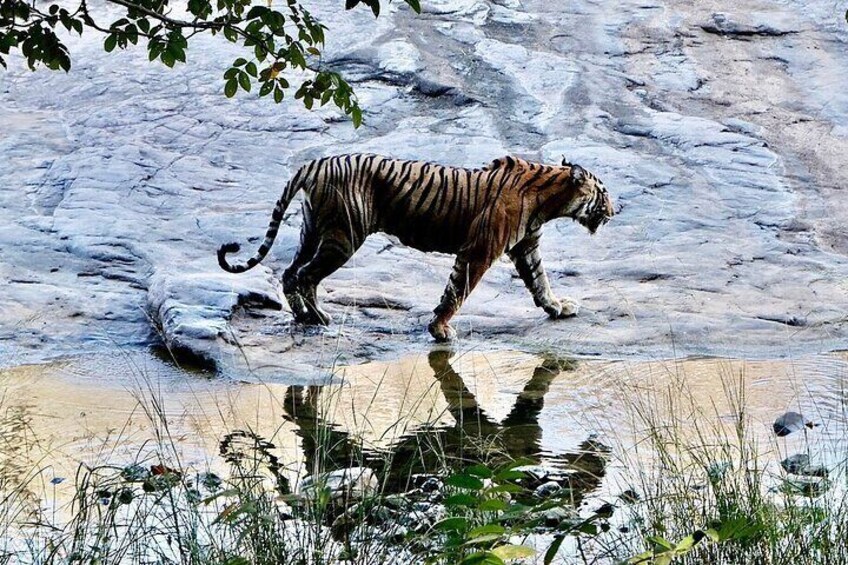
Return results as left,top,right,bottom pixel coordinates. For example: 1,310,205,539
563,158,614,235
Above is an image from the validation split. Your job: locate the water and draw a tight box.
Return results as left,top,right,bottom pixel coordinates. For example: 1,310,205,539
2,349,847,511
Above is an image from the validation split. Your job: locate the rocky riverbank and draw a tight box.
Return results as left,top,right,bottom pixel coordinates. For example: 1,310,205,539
1,0,847,376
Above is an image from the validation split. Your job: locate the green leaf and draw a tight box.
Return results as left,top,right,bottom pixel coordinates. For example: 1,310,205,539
544,535,564,565
171,46,186,63
289,46,306,68
463,534,505,547
224,79,237,98
577,522,598,536
238,71,251,92
273,87,283,103
647,536,674,553
233,57,247,67
674,534,699,553
704,528,721,542
478,498,509,512
161,51,175,68
259,81,274,96
435,517,469,532
467,465,493,479
445,493,477,507
245,62,257,77
460,553,505,565
495,470,525,482
446,474,484,490
488,484,524,494
469,524,506,538
104,34,117,53
125,24,138,45
628,551,654,565
491,545,535,561
246,5,269,19
654,555,673,565
405,0,422,13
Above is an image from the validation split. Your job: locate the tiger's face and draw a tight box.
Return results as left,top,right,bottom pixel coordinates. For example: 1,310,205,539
566,161,614,234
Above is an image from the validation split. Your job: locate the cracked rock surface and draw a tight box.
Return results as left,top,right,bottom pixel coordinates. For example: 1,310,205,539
1,0,847,377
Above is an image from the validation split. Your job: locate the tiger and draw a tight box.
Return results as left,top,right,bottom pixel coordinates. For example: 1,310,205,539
217,153,614,342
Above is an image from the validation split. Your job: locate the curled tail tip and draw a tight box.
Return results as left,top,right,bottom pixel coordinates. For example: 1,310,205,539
217,242,241,272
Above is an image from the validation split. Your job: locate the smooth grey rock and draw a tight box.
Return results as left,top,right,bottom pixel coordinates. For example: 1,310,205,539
780,454,828,478
398,509,433,533
773,412,817,437
411,475,444,494
701,12,799,38
536,505,579,528
534,481,564,499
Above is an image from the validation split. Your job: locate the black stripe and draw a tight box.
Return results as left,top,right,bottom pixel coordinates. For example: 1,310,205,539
413,168,438,212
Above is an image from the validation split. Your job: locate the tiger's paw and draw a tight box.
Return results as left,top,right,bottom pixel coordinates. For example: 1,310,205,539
288,294,331,326
304,304,332,326
545,297,580,319
286,293,309,321
428,321,457,343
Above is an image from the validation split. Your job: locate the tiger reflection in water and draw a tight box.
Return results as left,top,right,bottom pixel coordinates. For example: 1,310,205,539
280,351,609,503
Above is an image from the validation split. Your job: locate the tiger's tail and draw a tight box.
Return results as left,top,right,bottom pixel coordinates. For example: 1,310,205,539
217,174,303,274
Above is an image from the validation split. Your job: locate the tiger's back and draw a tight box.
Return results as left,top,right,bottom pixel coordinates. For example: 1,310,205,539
297,153,512,253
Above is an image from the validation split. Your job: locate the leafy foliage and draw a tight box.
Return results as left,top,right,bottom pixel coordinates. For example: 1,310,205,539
0,0,422,126
422,461,610,565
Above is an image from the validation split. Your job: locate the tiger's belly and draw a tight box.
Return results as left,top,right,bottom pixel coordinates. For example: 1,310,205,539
378,215,469,254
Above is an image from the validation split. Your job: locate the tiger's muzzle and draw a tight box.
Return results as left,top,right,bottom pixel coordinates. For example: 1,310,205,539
580,192,615,234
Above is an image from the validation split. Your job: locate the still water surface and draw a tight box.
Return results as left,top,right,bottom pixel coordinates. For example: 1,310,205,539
2,349,846,509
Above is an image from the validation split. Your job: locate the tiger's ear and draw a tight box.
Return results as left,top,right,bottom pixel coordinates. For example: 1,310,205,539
570,164,587,185
483,157,503,171
561,156,571,167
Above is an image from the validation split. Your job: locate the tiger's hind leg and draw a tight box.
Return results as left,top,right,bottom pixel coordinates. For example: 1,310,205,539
283,208,319,323
294,229,362,326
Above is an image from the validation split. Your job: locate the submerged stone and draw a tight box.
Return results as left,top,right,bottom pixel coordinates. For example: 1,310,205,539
773,412,817,437
301,467,378,499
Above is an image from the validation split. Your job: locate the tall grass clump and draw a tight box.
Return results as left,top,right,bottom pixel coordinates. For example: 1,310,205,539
608,361,848,564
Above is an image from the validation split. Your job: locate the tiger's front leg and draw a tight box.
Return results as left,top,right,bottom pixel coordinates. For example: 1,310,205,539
429,255,495,342
507,234,579,319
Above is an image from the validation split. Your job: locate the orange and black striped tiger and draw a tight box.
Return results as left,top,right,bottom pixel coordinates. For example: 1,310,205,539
218,154,614,341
